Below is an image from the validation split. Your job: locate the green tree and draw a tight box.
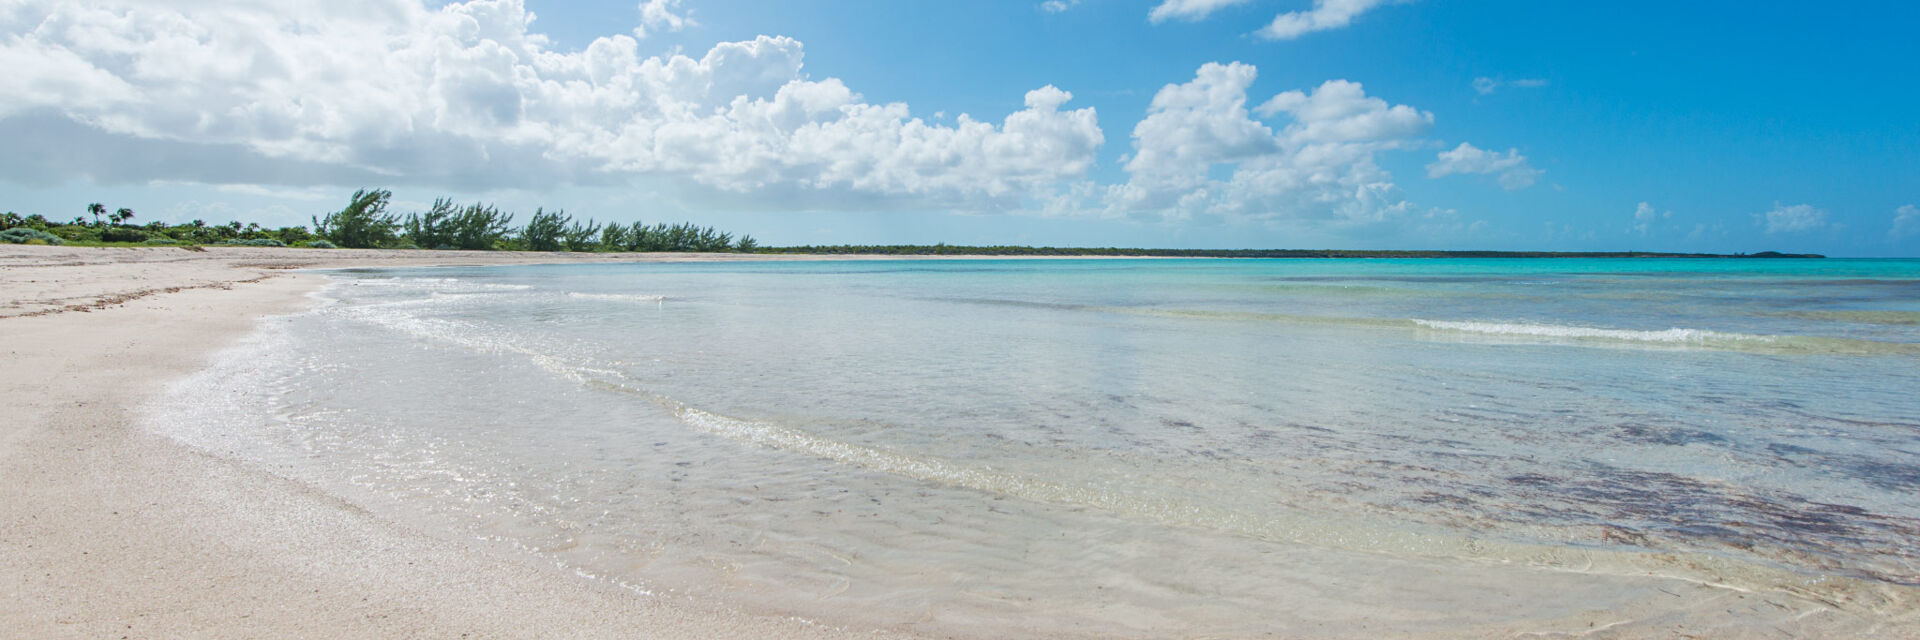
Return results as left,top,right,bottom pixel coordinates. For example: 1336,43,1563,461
522,208,568,252
448,202,514,250
111,207,134,226
313,189,400,248
87,202,105,226
562,218,602,251
626,222,665,251
600,222,630,250
404,198,457,249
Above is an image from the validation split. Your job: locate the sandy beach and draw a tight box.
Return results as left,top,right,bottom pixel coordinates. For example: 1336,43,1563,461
7,245,1916,639
0,245,909,639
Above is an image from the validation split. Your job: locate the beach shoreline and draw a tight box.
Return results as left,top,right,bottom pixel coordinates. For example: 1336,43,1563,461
0,245,924,639
6,245,1916,638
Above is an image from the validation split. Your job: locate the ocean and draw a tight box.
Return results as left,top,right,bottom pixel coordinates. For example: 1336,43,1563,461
152,258,1920,636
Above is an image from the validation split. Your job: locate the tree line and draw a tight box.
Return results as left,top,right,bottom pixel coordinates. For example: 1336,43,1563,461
312,189,757,252
3,191,1821,258
2,189,757,253
1,204,323,247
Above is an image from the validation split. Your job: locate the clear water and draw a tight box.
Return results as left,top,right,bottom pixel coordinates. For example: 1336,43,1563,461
155,258,1920,636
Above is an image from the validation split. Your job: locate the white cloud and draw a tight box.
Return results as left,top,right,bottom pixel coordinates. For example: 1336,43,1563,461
1426,142,1541,190
1758,202,1828,234
1258,0,1399,40
1148,0,1254,23
1255,79,1433,144
0,0,1103,212
635,0,693,38
1472,76,1547,96
1630,201,1669,235
1040,0,1083,14
1147,0,1406,40
1891,204,1919,239
1123,62,1279,187
1097,62,1433,224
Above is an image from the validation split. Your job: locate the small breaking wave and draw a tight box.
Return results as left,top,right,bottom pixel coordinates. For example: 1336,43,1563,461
566,292,666,304
346,277,533,292
1409,319,1919,355
924,296,1918,356
1410,319,1769,345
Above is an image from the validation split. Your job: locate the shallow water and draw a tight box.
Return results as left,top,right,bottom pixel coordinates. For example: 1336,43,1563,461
154,258,1920,636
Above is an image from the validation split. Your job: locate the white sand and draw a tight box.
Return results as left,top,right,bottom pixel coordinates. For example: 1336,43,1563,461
0,245,915,639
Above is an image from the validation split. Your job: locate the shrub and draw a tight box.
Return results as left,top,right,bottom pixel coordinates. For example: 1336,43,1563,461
1,228,64,245
52,227,98,243
143,237,181,245
303,239,338,249
101,227,149,243
270,226,315,246
218,238,287,247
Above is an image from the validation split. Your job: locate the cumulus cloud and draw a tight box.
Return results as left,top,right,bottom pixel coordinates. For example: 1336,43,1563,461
1630,201,1669,235
1147,0,1404,39
1097,62,1433,224
1258,0,1400,40
1426,142,1541,190
1891,204,1919,239
634,0,693,38
1148,0,1254,23
0,0,1102,211
1758,202,1828,234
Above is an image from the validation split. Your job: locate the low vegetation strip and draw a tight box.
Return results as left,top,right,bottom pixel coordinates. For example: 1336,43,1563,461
3,189,1819,258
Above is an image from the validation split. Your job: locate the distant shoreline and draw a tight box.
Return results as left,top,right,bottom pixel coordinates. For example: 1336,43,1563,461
761,246,1826,259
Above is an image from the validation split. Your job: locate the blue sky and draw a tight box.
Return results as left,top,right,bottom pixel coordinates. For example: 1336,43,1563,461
3,1,1917,255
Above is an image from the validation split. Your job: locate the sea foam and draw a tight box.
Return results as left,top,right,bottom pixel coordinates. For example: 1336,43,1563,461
566,292,666,303
1410,319,1772,345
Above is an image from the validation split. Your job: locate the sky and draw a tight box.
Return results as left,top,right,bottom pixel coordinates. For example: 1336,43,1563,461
3,0,1918,255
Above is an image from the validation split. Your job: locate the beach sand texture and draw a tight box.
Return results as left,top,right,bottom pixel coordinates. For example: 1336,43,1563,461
0,245,898,639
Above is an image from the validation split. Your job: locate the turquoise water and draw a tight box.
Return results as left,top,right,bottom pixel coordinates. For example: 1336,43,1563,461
156,258,1920,636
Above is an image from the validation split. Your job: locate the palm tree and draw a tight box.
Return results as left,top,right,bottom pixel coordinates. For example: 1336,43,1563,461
87,203,105,226
112,208,134,226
